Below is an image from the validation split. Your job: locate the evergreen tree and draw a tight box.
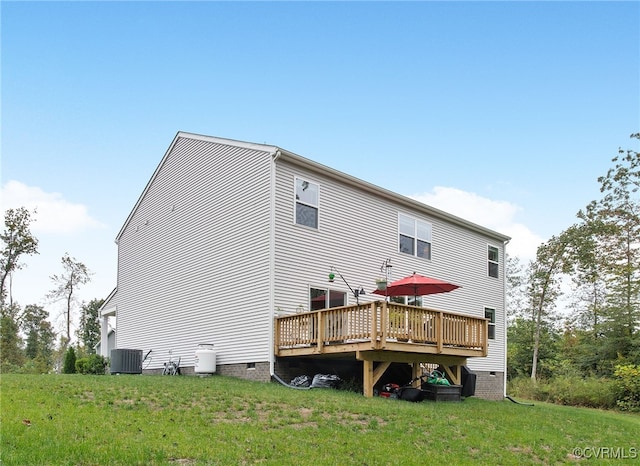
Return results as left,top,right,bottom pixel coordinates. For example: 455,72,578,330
78,299,104,354
0,303,24,371
63,346,76,374
21,304,56,372
34,319,56,373
22,304,48,358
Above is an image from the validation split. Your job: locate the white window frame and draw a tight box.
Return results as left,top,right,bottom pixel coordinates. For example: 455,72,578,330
294,176,319,229
488,245,499,278
390,295,423,307
310,287,347,310
398,213,432,260
484,307,496,340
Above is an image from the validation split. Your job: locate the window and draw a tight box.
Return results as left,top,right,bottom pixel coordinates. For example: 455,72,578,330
485,307,496,340
399,214,432,259
390,296,423,307
488,245,499,278
295,177,319,228
310,287,346,311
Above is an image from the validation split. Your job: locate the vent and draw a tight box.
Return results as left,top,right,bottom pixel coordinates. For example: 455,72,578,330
110,349,143,374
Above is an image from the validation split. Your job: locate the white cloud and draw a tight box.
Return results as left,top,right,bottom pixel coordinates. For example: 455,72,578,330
1,180,105,235
409,186,543,263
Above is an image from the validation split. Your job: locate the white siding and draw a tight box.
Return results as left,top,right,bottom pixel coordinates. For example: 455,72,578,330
273,159,507,373
112,132,508,375
115,135,275,369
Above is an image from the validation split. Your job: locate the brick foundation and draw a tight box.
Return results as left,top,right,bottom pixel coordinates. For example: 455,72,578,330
471,371,505,400
215,362,271,381
143,361,271,382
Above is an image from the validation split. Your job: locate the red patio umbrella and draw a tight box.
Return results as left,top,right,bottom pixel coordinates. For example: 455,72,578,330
372,272,460,298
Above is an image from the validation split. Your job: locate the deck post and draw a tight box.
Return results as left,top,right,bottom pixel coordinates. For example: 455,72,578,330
411,362,421,387
363,359,374,397
380,301,387,348
360,357,392,397
274,318,280,355
317,312,324,352
370,301,385,350
436,311,443,353
482,319,489,356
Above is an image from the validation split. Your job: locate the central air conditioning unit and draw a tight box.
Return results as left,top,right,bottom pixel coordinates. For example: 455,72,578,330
110,349,143,374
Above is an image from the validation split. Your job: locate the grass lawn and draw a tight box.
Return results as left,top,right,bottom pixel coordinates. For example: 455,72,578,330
1,373,638,465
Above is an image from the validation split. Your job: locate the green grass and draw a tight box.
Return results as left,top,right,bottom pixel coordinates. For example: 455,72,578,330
1,374,638,465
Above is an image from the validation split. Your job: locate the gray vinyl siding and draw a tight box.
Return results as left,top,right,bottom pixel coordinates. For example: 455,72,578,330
115,135,274,369
272,159,506,372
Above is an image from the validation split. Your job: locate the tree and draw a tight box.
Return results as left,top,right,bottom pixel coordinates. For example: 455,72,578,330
507,134,640,383
22,304,49,358
559,211,612,374
0,303,24,371
566,213,611,328
595,134,640,344
527,228,576,381
506,255,528,321
63,346,77,374
571,133,640,370
0,207,39,305
32,319,56,373
78,299,104,354
21,304,56,372
48,253,92,347
507,316,559,380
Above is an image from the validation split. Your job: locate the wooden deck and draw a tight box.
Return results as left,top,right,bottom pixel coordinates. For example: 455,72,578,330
275,301,488,396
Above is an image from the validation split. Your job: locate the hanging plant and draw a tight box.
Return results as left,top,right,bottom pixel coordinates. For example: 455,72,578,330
375,278,387,291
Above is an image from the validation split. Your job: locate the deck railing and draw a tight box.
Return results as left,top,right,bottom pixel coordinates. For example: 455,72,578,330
275,301,488,355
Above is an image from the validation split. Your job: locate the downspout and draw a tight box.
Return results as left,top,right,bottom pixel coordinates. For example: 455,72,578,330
268,150,281,377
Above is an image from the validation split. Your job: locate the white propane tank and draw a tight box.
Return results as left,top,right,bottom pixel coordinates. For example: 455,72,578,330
194,344,216,374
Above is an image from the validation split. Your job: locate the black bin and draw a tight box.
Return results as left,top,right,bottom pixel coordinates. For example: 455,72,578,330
461,366,476,397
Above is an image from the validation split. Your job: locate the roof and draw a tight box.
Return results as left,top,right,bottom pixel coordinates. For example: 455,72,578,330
115,131,511,244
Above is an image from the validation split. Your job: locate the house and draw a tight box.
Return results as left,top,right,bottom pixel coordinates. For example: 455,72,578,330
100,132,510,400
94,329,115,357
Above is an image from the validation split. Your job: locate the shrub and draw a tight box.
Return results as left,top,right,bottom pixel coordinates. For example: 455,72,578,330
0,361,22,374
75,354,108,375
545,376,615,409
75,358,89,374
87,354,107,374
508,375,616,409
507,377,538,400
63,347,77,374
613,364,640,412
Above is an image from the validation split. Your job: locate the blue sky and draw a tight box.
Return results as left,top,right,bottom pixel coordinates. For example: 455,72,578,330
2,1,639,332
